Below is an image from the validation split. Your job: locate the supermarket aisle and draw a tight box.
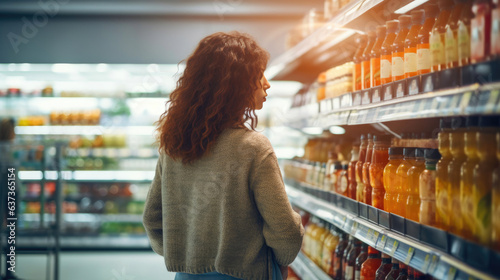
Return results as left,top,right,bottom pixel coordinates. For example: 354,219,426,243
11,251,176,280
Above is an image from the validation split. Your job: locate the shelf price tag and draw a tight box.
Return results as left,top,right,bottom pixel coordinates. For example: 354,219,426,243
428,255,439,274
449,94,461,114
485,89,500,113
460,91,473,111
446,267,457,280
422,254,431,273
403,247,415,265
376,235,387,251
351,221,359,235
389,240,399,256
367,229,379,245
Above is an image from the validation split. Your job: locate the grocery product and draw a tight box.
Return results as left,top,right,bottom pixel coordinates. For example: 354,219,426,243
362,31,377,89
417,4,439,75
429,0,454,72
355,242,368,280
370,134,391,210
322,225,340,275
384,147,404,213
375,253,392,280
492,132,500,251
345,238,362,280
380,20,399,85
436,118,453,230
392,15,412,82
343,235,355,279
356,135,368,201
492,0,500,57
325,62,355,98
445,0,467,68
384,258,400,280
404,10,425,79
395,263,408,280
362,134,375,204
419,149,441,227
448,117,467,235
471,0,493,63
348,146,360,199
458,0,474,65
360,247,382,280
395,147,416,217
371,26,387,88
338,163,350,196
333,232,349,279
406,148,425,222
354,35,368,91
325,151,340,191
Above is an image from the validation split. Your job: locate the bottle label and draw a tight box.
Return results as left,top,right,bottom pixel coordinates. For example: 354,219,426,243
392,53,404,78
334,257,342,277
355,269,361,280
339,176,349,193
371,57,381,87
380,55,392,80
345,265,354,280
458,21,471,63
445,28,458,65
404,50,417,74
417,46,431,71
430,31,444,67
492,8,500,56
471,15,486,62
362,60,370,89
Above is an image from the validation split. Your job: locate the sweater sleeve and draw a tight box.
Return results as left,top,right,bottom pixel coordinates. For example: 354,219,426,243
250,151,304,266
143,157,164,256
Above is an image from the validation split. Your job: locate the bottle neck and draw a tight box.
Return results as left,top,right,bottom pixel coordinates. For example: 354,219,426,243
367,253,380,259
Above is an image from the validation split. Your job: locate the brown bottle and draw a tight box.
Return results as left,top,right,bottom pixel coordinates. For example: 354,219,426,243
354,35,368,91
342,235,355,279
430,0,454,72
392,15,412,82
404,10,425,79
345,239,362,280
362,31,377,89
333,232,349,279
370,25,387,87
354,243,368,280
375,253,393,280
348,146,360,199
362,134,375,204
380,20,399,85
417,4,439,75
356,135,368,201
445,0,467,68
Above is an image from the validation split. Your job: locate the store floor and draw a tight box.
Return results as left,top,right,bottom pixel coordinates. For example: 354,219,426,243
8,251,176,280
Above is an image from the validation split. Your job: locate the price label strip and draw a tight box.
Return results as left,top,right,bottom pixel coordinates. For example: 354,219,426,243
351,221,359,235
485,89,500,113
389,240,399,256
447,267,457,280
449,94,461,115
422,254,431,274
370,231,380,244
376,235,387,251
460,91,473,113
403,247,415,265
428,255,439,274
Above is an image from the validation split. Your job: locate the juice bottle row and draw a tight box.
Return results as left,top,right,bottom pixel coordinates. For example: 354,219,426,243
301,213,433,280
284,115,500,251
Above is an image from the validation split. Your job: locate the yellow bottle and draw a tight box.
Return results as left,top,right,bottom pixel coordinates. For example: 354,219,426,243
473,117,499,247
315,221,330,266
406,148,426,222
436,118,453,231
395,147,416,217
303,217,318,257
383,147,404,213
419,149,441,226
492,132,500,251
460,116,480,241
448,117,468,235
322,225,340,272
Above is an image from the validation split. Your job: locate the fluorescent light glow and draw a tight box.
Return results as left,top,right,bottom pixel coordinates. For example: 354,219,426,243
329,125,346,135
394,0,430,14
18,171,43,180
302,127,323,135
52,63,80,73
96,63,109,72
267,81,303,98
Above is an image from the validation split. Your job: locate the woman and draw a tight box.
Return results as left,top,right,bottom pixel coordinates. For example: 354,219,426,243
142,31,304,280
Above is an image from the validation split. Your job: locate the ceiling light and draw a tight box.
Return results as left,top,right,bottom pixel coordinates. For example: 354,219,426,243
394,0,430,14
302,127,323,135
329,125,346,135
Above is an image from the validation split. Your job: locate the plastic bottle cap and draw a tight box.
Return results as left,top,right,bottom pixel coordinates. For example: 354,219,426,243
386,20,399,33
388,147,404,155
342,163,349,170
367,133,374,140
403,147,416,157
478,115,500,128
411,10,425,25
466,115,480,128
440,117,453,129
400,132,411,139
360,134,366,140
424,148,441,160
424,3,440,18
376,25,387,37
398,15,412,28
451,116,467,129
374,134,392,143
334,161,342,169
415,148,425,158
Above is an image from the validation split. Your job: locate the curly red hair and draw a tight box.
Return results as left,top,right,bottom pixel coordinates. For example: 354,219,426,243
155,31,270,164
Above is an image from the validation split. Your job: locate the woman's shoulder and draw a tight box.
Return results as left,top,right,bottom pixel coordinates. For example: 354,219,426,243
220,128,273,154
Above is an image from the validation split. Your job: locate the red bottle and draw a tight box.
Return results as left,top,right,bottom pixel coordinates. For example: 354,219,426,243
375,253,392,279
360,247,382,280
471,0,493,63
333,232,349,279
385,258,400,280
348,146,360,199
395,263,408,280
355,243,368,280
342,236,355,279
362,134,375,205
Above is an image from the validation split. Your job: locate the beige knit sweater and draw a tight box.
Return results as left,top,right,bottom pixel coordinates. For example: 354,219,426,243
142,128,304,280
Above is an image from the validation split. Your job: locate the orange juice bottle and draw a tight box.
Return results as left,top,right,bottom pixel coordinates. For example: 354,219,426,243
445,0,466,68
371,26,387,87
310,218,323,263
471,0,494,63
362,31,377,89
417,4,439,75
356,135,368,201
419,149,441,227
436,118,453,231
461,116,480,240
395,147,416,217
380,20,399,85
404,10,425,79
348,146,360,199
316,221,330,266
363,134,375,204
355,243,368,280
458,0,475,66
406,148,426,222
448,117,468,235
472,116,499,246
430,0,454,72
354,35,368,91
370,135,391,210
360,247,382,280
322,225,340,274
384,147,404,213
492,132,500,251
303,217,317,257
392,15,412,82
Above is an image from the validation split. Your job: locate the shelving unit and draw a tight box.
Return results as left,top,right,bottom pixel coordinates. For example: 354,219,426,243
290,252,332,280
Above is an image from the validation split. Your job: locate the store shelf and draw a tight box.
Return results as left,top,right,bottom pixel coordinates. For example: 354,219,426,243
12,234,150,250
65,147,158,159
15,125,156,136
284,82,500,129
285,180,500,280
22,213,143,223
290,251,332,280
18,170,155,182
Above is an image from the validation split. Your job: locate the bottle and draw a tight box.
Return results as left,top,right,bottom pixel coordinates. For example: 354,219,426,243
384,147,404,213
345,239,363,280
325,150,340,191
308,217,321,259
417,4,439,75
458,0,475,65
370,134,392,210
419,149,441,227
333,161,344,192
363,134,375,204
348,146,360,199
472,116,499,246
338,163,350,196
460,116,480,240
492,0,500,57
362,31,377,89
392,15,412,82
360,247,382,280
385,258,400,280
354,35,368,91
395,263,408,280
318,162,327,190
492,132,500,251
380,20,400,85
436,118,453,231
315,221,330,266
356,135,368,201
406,148,426,222
355,243,369,280
333,232,349,279
343,235,355,279
448,117,468,235
404,10,425,79
445,0,466,68
303,217,318,257
471,0,493,63
371,26,387,87
408,268,414,280
375,253,393,280
323,225,340,276
395,147,416,217
430,0,454,72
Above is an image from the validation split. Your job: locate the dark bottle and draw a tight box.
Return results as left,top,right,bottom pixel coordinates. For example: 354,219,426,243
355,243,369,280
342,235,355,279
408,267,415,280
395,263,408,280
333,232,349,279
345,239,363,280
375,253,393,279
384,258,400,280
